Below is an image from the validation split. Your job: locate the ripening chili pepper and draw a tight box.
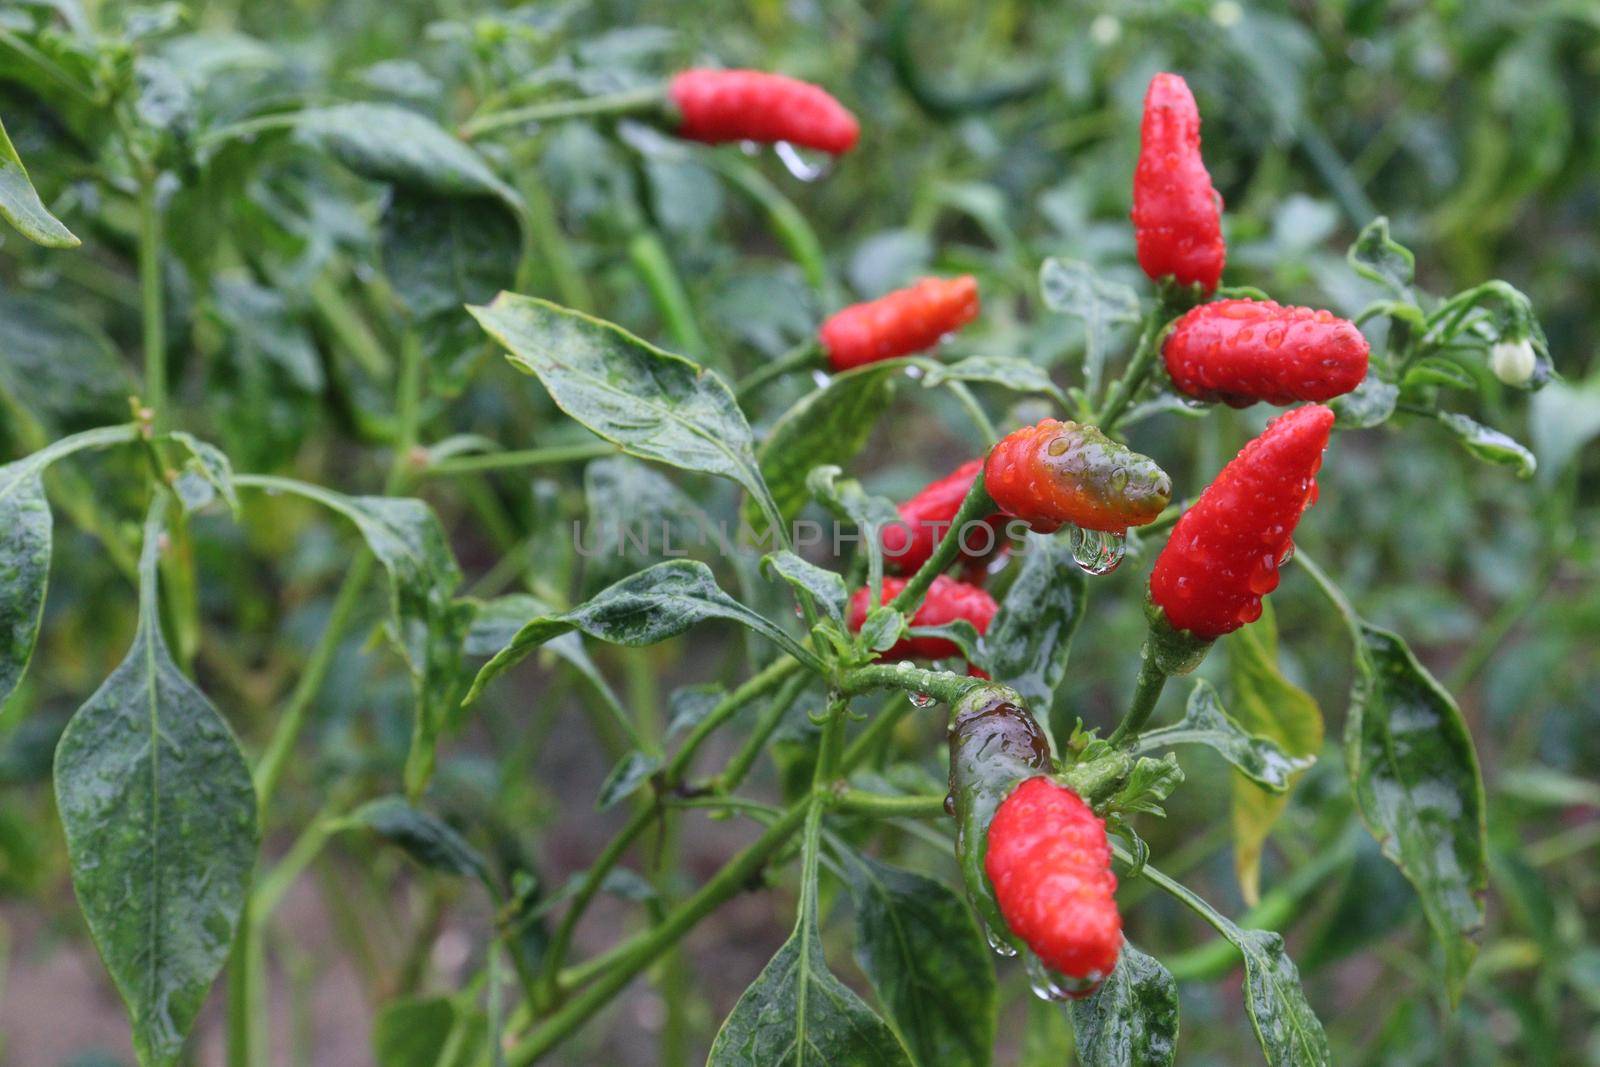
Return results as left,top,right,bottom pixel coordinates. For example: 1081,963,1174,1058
819,276,980,371
984,419,1172,534
668,69,860,155
882,459,1007,575
1132,72,1226,292
847,575,997,661
1163,299,1369,407
947,686,1054,953
1149,403,1334,639
985,776,1122,990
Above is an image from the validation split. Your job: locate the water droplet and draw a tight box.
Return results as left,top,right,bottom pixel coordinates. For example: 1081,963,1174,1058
983,923,1018,957
909,691,935,709
943,792,957,815
1069,527,1127,575
1046,436,1069,456
738,140,762,156
902,363,925,380
810,369,831,389
774,141,831,182
1024,950,1104,1000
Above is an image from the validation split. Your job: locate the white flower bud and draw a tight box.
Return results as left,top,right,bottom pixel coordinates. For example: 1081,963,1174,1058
1489,338,1537,386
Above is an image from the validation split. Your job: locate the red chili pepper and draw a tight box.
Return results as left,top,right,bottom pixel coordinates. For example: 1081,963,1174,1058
668,69,860,155
984,419,1172,534
1149,404,1334,638
1132,73,1225,292
847,575,997,661
819,276,980,371
881,459,1007,575
985,776,1122,990
1164,299,1369,407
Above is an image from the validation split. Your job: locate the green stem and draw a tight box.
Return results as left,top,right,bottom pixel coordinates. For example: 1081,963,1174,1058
512,799,814,1063
887,472,995,615
424,442,617,478
462,86,667,140
1097,311,1170,432
717,669,814,793
628,230,709,363
5,423,141,471
666,656,804,784
839,663,982,704
840,695,910,773
831,790,948,819
704,157,835,304
735,339,823,399
137,174,167,431
945,381,999,445
1106,650,1170,747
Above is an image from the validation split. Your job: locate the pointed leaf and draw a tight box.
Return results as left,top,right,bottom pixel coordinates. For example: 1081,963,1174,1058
294,103,520,206
1434,411,1536,478
470,294,777,521
1347,217,1413,297
986,532,1086,709
763,551,847,626
466,560,815,704
1345,623,1486,1004
581,456,717,592
596,749,661,810
916,355,1067,408
806,465,901,597
54,502,258,1066
838,849,995,1067
0,115,78,247
707,909,913,1067
1138,680,1314,793
1069,943,1179,1067
343,796,492,887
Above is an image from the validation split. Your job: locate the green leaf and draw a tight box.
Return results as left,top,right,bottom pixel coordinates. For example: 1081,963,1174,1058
1069,943,1179,1067
859,605,907,654
54,501,258,1066
1433,411,1536,478
763,551,847,626
380,190,522,394
1137,680,1314,793
0,459,50,711
1106,754,1184,818
466,560,815,704
806,465,901,597
986,532,1087,710
1401,357,1477,392
343,796,492,886
665,683,727,741
1038,258,1140,399
838,849,995,1067
168,431,238,516
463,592,631,730
294,103,520,206
1226,606,1322,906
209,276,323,393
1231,929,1331,1066
1328,374,1398,430
582,456,716,592
596,749,661,810
373,995,488,1067
707,908,913,1067
1347,217,1414,297
470,294,778,522
1345,623,1487,1005
0,114,77,247
0,292,135,433
752,362,901,533
916,355,1067,408
239,477,466,797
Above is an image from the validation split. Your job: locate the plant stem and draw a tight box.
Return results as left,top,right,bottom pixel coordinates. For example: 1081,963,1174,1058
717,669,814,793
944,381,999,445
840,695,910,773
666,655,804,783
1098,288,1185,432
1106,650,1170,746
423,441,617,477
832,790,948,819
705,157,836,304
888,472,995,615
839,663,982,704
511,799,813,1063
462,86,666,140
138,174,167,432
734,339,823,399
628,229,710,364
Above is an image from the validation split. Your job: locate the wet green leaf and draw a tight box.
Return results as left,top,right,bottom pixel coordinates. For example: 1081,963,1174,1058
1227,606,1322,906
0,114,77,247
806,465,901,596
987,532,1086,710
0,460,50,711
54,503,258,1066
707,907,913,1067
838,849,995,1067
295,103,519,206
752,362,900,533
763,551,847,625
917,355,1067,408
582,456,716,592
167,432,238,516
466,560,815,703
1346,624,1486,1005
596,749,661,809
0,292,134,433
1434,411,1536,478
1328,374,1398,429
1138,680,1314,793
1069,943,1179,1067
1039,258,1140,399
470,294,776,521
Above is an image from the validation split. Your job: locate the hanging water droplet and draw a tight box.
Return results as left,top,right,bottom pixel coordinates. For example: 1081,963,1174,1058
1278,542,1296,567
738,140,762,156
774,141,831,182
983,922,1019,958
1024,952,1071,1001
908,691,935,709
1069,526,1127,575
902,363,925,380
810,368,831,389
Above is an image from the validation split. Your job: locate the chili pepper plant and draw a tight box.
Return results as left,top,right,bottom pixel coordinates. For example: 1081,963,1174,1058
0,5,1586,1066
